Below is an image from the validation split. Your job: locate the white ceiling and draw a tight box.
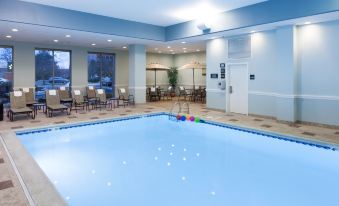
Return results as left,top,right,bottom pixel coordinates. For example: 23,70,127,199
0,21,206,54
20,0,266,26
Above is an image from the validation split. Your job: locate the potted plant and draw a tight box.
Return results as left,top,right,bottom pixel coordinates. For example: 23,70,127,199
167,67,178,96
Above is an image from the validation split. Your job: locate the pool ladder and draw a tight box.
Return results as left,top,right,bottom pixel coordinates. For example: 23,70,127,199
169,101,190,120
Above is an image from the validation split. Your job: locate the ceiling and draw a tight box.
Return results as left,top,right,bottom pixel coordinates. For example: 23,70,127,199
20,0,266,26
0,21,206,54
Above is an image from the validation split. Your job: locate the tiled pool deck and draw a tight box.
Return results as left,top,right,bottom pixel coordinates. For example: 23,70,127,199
0,101,339,205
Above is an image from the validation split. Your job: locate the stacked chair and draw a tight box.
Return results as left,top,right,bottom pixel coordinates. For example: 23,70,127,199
45,89,71,117
8,90,35,121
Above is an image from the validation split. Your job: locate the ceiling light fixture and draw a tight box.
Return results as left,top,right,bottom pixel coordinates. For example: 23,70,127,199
107,39,112,42
122,46,127,49
158,51,162,53
91,43,96,46
5,35,12,38
250,30,256,33
53,39,59,42
12,29,18,32
65,35,71,38
304,21,311,25
181,41,186,44
167,46,171,48
154,48,158,50
183,48,187,50
196,49,200,52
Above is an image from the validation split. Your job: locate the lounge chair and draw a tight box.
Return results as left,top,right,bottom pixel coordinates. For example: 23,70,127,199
148,87,158,102
8,91,35,121
86,86,98,109
45,89,70,117
95,89,112,110
178,86,186,100
72,89,88,113
118,88,135,106
21,88,37,105
59,86,73,107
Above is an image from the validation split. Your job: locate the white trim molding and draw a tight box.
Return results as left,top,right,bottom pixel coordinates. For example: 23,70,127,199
249,91,339,101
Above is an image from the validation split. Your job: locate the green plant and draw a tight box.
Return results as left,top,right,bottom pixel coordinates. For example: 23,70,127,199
167,67,178,89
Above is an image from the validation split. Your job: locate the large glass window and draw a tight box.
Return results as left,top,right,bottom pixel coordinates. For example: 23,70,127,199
0,46,13,103
88,52,115,97
35,49,71,101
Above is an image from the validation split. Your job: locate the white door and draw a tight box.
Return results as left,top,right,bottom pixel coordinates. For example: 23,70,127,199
228,64,248,115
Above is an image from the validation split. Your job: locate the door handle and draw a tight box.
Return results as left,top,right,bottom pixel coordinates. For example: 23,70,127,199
229,86,233,94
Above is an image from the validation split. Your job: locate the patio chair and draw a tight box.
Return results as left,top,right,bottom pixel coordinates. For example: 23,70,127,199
178,86,186,100
59,86,73,107
21,87,37,106
72,89,88,113
45,89,70,117
95,89,112,110
118,88,135,106
8,91,35,121
86,86,98,109
164,86,173,100
149,87,158,102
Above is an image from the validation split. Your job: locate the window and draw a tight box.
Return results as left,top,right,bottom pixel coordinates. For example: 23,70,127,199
0,46,13,103
88,52,115,97
35,49,71,101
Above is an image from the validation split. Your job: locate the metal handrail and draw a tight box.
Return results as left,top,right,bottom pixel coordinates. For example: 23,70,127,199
169,101,190,120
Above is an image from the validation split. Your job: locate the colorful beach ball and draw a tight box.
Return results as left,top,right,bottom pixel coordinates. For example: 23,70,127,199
176,115,181,120
189,116,195,122
195,117,200,123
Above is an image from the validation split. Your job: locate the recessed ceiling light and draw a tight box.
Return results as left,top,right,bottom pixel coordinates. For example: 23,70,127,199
12,29,18,32
250,30,256,33
154,48,158,50
183,51,187,53
181,41,186,44
170,49,174,52
53,39,58,42
304,21,311,25
65,34,71,38
158,51,162,53
91,43,96,46
122,46,127,49
107,39,112,42
5,35,12,38
182,48,187,50
196,49,200,52
167,46,171,48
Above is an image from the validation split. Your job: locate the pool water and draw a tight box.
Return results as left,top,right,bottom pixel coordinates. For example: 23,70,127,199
18,114,339,206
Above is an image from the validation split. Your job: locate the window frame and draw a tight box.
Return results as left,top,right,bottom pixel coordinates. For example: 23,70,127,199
87,51,116,96
0,45,14,102
34,48,72,89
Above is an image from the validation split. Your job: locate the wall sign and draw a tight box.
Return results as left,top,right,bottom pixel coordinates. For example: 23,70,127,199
210,73,218,79
250,74,255,80
220,63,226,79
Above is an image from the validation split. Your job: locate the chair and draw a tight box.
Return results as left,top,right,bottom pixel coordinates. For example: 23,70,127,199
45,89,70,117
95,89,112,110
8,91,35,121
72,89,88,113
59,86,73,107
149,87,158,102
21,88,37,106
164,86,173,100
86,86,98,109
118,88,135,106
178,86,186,100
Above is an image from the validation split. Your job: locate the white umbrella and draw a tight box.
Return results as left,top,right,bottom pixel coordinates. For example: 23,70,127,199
146,63,170,87
178,62,206,89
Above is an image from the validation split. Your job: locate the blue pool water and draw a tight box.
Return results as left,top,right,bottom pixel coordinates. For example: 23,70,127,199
18,114,339,206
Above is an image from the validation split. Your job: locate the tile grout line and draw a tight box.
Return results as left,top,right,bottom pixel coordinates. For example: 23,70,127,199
0,134,35,206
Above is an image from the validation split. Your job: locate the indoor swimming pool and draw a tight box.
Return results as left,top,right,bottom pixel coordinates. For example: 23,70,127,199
17,114,339,206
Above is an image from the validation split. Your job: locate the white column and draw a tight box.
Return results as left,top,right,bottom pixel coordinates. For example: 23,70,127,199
128,44,146,104
275,26,298,122
206,38,228,110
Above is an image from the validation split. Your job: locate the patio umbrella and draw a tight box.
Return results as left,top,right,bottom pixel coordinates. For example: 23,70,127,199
178,62,206,89
146,63,170,87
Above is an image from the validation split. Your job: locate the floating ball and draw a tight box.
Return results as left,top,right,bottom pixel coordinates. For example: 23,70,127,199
190,116,195,122
181,116,186,121
186,115,190,121
195,117,200,123
176,115,181,120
